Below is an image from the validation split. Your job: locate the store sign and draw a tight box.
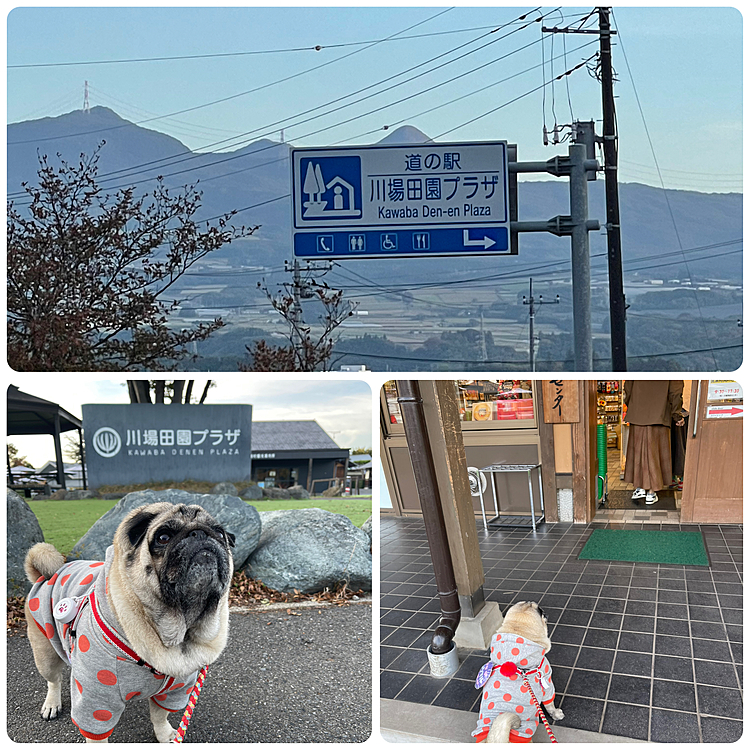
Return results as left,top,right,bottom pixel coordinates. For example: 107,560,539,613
705,404,743,419
707,380,743,403
291,141,511,258
542,380,580,423
83,404,252,486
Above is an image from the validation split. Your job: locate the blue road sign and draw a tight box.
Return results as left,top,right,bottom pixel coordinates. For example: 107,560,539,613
291,142,512,258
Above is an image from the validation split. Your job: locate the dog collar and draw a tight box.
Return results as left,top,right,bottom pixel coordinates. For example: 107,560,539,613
89,591,162,675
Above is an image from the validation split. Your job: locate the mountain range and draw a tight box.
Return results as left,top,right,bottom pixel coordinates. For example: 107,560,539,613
7,107,742,287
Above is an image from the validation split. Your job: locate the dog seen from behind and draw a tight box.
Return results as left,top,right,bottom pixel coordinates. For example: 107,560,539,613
473,601,564,743
24,502,235,743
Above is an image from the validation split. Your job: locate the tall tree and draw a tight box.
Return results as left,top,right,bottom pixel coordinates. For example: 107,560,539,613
8,145,257,371
126,380,213,404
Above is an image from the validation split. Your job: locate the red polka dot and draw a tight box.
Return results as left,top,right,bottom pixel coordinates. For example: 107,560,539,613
544,664,549,673
79,574,94,586
515,706,524,714
484,691,489,700
152,694,166,702
60,574,70,586
28,598,40,612
36,576,44,583
63,624,69,638
93,710,112,722
516,638,524,644
126,692,141,701
47,573,58,586
526,727,534,735
75,680,83,694
520,685,529,693
97,670,117,686
511,647,520,656
170,683,185,691
90,562,104,568
509,674,518,681
493,681,500,689
520,659,528,666
186,687,192,695
503,694,512,702
483,718,491,725
45,623,55,638
78,635,90,652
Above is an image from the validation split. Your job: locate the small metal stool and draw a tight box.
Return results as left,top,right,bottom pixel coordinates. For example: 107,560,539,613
477,462,545,532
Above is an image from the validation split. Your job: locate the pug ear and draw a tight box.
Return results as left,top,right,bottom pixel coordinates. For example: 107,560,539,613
225,531,236,548
126,510,158,548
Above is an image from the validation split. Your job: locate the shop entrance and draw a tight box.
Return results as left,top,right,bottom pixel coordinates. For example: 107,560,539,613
595,380,742,524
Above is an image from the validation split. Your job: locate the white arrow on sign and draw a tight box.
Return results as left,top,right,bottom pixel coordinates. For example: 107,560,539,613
463,230,496,249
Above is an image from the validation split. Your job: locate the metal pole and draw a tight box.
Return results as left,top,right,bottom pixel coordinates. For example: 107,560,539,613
569,143,593,370
53,413,66,490
599,7,628,370
528,278,535,372
397,381,461,655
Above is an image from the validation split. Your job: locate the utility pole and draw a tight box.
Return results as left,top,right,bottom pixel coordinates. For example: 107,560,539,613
522,278,560,371
479,308,488,363
542,8,627,370
598,6,628,370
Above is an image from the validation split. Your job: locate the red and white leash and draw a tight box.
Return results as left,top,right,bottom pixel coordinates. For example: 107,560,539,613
172,665,209,743
89,592,209,743
520,672,558,743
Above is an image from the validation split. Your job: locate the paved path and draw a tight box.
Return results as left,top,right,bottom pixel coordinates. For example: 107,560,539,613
8,601,372,743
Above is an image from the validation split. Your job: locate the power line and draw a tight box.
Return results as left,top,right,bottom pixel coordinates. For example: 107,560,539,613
612,9,718,369
332,342,741,367
8,7,553,198
10,23,587,204
11,17,580,69
7,7,456,147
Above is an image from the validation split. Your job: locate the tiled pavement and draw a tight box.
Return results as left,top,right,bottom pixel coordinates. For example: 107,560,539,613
380,516,743,743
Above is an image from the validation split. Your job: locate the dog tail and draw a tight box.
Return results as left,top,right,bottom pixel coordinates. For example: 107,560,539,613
25,543,65,582
486,713,522,743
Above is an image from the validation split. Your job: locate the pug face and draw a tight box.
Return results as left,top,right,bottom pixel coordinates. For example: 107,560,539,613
114,503,235,644
499,601,551,652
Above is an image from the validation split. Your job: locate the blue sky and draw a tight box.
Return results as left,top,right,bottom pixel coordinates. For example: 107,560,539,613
8,377,372,467
7,5,742,193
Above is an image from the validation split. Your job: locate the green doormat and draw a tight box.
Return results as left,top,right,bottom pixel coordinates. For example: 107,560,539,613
579,529,709,566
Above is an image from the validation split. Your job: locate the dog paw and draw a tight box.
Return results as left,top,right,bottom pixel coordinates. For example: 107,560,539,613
548,707,565,721
155,726,178,743
41,701,62,720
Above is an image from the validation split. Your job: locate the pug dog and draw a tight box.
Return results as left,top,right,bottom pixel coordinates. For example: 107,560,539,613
473,601,564,743
24,502,235,743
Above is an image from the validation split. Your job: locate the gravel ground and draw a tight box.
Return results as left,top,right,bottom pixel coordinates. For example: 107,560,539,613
7,601,372,743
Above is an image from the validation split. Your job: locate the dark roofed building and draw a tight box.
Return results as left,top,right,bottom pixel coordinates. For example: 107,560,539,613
250,420,349,493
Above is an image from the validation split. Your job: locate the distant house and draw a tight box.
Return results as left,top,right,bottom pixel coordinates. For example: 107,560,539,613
38,462,85,489
250,421,349,494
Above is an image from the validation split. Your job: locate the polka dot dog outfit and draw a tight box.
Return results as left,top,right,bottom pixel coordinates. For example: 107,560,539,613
473,632,556,743
27,546,197,741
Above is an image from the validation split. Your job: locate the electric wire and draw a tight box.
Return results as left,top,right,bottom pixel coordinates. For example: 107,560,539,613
8,6,555,197
7,7,456,147
612,9,718,369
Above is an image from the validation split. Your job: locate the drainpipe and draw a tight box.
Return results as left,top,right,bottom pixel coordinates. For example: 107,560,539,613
397,381,461,657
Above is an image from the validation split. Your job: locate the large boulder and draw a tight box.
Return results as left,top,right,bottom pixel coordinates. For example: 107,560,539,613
361,515,372,546
261,486,290,500
211,482,237,496
322,484,343,497
241,484,263,501
287,484,310,500
243,508,372,594
69,488,261,568
7,489,45,596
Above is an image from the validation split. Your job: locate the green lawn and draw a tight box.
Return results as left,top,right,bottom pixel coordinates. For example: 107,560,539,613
28,497,373,557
